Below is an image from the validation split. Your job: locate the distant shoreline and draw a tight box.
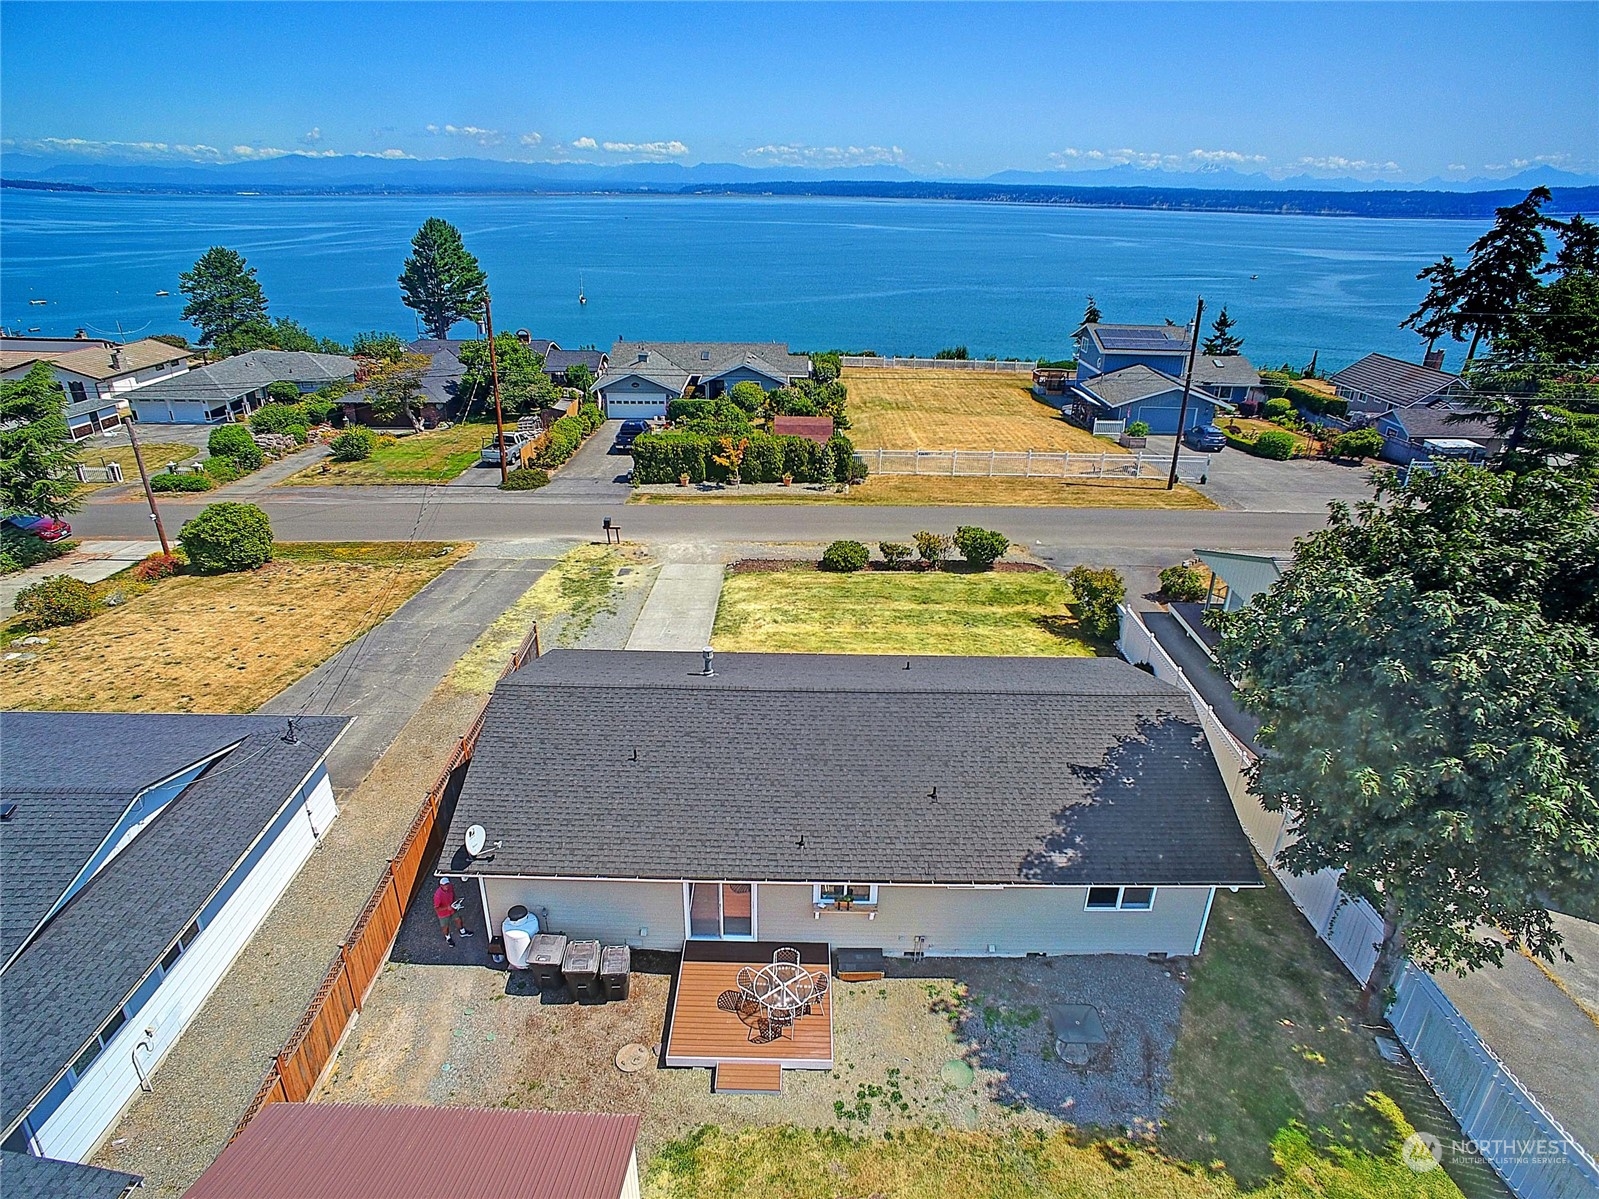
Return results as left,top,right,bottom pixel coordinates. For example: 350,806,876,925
5,176,1594,220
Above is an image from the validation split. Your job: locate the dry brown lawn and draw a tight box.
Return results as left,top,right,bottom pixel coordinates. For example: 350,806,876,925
635,475,1216,508
2,542,468,712
75,441,200,490
845,368,1118,453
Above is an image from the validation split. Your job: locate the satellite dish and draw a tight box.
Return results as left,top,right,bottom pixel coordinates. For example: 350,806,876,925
465,825,487,857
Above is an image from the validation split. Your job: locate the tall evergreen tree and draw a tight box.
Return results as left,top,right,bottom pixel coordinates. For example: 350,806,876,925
399,218,488,339
1549,213,1599,276
0,363,82,518
1081,295,1103,325
1400,255,1463,352
179,247,268,349
1201,307,1243,355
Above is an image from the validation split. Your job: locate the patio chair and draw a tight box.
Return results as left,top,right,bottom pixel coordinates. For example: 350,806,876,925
773,946,802,967
808,971,829,1009
735,965,759,997
716,989,747,1014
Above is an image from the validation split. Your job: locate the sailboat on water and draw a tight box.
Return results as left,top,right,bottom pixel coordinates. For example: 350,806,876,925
578,274,587,306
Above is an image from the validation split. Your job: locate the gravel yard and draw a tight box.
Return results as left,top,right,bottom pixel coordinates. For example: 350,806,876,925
317,947,1185,1168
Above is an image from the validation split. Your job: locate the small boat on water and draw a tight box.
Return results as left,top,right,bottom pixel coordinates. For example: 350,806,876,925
1250,274,1259,280
155,289,169,296
28,298,47,306
27,327,40,333
578,273,587,305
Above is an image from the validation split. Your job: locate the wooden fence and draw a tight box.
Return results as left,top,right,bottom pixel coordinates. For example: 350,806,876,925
230,623,539,1140
840,355,1037,373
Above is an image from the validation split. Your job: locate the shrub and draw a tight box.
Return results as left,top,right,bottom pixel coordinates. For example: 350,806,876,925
1330,427,1384,460
1,528,74,575
202,457,244,484
535,412,587,468
300,396,337,426
1252,430,1297,460
329,427,378,462
499,467,551,491
207,423,256,459
250,402,308,435
667,398,712,423
632,431,709,484
15,575,97,629
178,502,273,573
133,552,183,582
913,530,953,569
727,381,767,414
820,540,869,573
151,471,216,493
578,402,604,434
1064,565,1126,641
1159,563,1209,602
284,424,309,444
266,381,301,404
1262,397,1292,420
878,541,911,569
1126,421,1151,438
953,525,1010,569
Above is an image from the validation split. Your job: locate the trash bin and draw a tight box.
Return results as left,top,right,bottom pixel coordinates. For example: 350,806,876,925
600,945,631,1002
562,939,604,1005
526,933,567,992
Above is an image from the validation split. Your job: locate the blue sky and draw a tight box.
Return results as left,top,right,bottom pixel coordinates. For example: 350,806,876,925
2,1,1594,181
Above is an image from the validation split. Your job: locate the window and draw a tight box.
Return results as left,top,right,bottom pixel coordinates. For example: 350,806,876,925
1085,886,1156,911
68,381,88,402
814,883,878,908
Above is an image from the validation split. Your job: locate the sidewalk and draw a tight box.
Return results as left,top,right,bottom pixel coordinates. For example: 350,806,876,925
1,539,162,611
624,562,724,650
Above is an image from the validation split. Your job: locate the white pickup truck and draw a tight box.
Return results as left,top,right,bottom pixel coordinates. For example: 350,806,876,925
480,430,537,466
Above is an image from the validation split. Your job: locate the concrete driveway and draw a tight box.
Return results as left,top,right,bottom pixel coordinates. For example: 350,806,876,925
536,419,634,502
1148,436,1381,513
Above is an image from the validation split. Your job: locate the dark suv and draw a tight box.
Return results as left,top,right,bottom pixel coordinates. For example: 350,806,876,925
1184,424,1227,452
611,420,648,453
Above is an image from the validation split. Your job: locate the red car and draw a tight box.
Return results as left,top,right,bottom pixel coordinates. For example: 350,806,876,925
3,514,73,542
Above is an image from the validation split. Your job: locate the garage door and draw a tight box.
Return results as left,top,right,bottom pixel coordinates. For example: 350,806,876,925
604,394,669,419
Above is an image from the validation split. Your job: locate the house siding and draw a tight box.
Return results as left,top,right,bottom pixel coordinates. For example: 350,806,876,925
757,882,1213,957
598,378,677,419
1111,390,1216,435
706,365,789,396
29,770,336,1163
480,878,686,950
477,877,1213,958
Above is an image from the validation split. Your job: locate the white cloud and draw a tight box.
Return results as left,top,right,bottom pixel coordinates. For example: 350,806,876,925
571,136,599,150
1184,148,1268,166
425,123,502,147
1503,154,1571,170
1294,155,1402,173
601,139,690,158
520,132,543,147
1048,146,1266,170
301,127,322,144
231,145,294,159
5,136,226,162
744,143,907,167
369,148,413,159
1448,163,1468,172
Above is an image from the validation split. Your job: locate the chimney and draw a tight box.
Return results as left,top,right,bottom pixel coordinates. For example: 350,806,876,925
637,350,649,363
1423,349,1445,371
74,328,89,340
110,348,123,371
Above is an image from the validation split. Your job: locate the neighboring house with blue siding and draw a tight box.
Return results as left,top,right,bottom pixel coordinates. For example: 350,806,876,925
1374,406,1502,465
1069,364,1225,435
0,713,347,1168
595,341,811,419
1328,352,1467,414
1073,323,1193,381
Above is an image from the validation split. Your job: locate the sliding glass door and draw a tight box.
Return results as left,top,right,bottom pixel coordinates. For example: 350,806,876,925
686,882,756,939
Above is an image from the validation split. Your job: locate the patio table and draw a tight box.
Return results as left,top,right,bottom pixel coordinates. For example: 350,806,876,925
1047,1003,1107,1066
748,960,815,1018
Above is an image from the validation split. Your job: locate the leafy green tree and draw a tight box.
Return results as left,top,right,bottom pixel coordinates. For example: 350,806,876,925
1081,296,1103,325
1549,212,1599,275
0,363,81,518
180,247,268,349
362,352,433,426
1217,467,1599,1003
1063,565,1125,640
458,335,554,418
150,333,191,349
809,351,842,382
727,380,767,414
399,218,487,339
1201,308,1243,355
350,331,410,361
214,316,344,358
564,362,595,394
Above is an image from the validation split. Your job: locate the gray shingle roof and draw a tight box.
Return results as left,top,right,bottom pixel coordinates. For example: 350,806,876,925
441,651,1258,889
1329,353,1464,407
0,714,347,1134
598,342,810,394
1074,364,1212,409
1,1151,139,1199
543,348,607,375
1190,355,1261,389
130,351,355,407
1380,406,1500,442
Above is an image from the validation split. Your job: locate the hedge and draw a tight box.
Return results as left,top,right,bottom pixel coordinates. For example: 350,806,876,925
1286,381,1348,418
499,467,551,491
151,471,216,492
632,430,855,484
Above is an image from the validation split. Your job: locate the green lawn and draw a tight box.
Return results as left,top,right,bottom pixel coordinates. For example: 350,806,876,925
286,422,493,484
75,441,200,490
711,567,1102,656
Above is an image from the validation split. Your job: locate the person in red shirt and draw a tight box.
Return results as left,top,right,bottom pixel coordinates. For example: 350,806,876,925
433,878,472,945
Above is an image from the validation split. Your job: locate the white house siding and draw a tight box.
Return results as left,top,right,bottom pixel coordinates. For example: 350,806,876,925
620,1152,641,1199
130,398,216,424
480,878,686,950
757,883,1213,957
31,771,335,1163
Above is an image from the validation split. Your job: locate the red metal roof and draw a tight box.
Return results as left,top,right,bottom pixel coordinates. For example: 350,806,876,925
183,1104,640,1199
771,415,834,444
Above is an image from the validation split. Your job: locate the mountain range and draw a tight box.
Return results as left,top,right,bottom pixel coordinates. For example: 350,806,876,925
3,152,1594,195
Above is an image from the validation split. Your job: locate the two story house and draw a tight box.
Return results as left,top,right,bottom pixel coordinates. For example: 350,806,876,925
1068,323,1242,434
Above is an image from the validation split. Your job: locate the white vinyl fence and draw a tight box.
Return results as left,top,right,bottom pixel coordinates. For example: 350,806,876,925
1390,967,1599,1199
1118,604,1599,1199
840,356,1038,373
74,461,124,484
856,448,1211,482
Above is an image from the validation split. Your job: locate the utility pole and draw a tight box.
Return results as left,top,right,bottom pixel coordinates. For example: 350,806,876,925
1167,295,1204,491
118,400,171,554
483,293,509,485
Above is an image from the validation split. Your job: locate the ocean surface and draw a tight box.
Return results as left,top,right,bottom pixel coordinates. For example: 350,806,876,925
0,191,1488,371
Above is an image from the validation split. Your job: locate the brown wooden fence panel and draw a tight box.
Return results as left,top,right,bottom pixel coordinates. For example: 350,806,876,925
225,626,536,1141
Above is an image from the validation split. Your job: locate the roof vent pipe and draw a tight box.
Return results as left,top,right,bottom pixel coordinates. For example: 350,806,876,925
700,646,715,677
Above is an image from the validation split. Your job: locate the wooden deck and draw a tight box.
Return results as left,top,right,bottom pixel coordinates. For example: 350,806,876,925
663,940,833,1071
713,1062,784,1094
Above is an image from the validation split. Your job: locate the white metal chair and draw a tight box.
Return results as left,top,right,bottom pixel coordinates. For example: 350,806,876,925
772,946,802,967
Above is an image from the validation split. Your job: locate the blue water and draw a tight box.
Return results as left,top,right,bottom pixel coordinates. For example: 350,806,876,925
0,191,1486,371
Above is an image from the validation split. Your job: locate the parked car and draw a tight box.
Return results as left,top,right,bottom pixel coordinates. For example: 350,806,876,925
479,430,536,467
1184,424,1227,452
611,420,648,454
3,513,72,542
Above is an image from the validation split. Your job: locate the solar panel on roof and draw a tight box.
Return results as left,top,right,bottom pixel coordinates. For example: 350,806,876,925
1098,333,1188,350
